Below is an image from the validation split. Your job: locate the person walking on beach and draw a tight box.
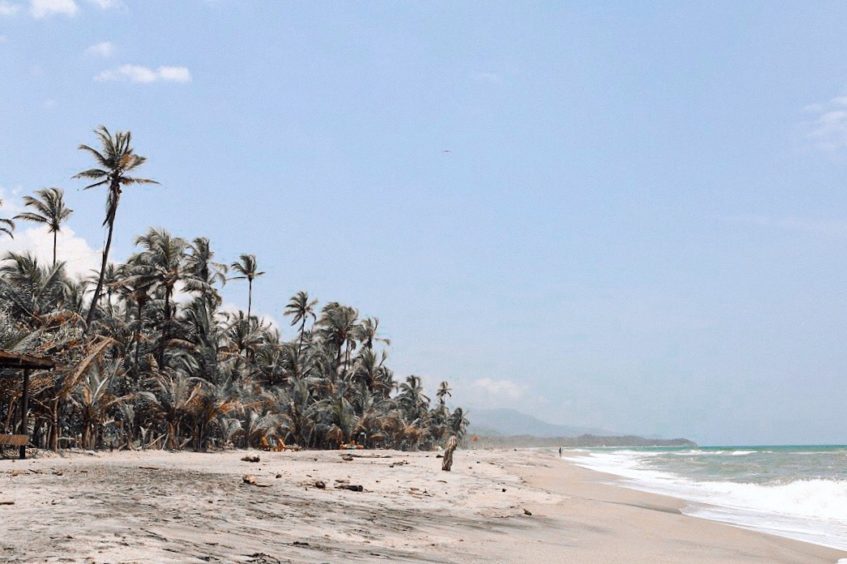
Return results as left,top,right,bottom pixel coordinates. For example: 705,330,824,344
558,447,562,457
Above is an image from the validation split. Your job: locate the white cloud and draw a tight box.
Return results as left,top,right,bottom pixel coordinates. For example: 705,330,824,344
0,1,20,16
30,0,77,18
157,66,191,82
95,64,192,84
0,225,101,279
0,190,100,280
85,40,113,58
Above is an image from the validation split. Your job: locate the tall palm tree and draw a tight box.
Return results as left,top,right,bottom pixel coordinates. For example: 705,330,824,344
229,254,264,319
74,126,158,328
284,290,317,355
14,187,73,266
0,198,14,239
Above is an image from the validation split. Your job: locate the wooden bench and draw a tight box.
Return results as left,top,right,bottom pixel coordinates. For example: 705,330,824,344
0,435,29,459
0,435,28,447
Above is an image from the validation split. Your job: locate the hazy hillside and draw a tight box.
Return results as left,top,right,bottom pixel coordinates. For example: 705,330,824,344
466,408,614,438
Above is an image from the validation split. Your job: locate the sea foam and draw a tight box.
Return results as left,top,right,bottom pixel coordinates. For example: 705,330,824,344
565,448,847,551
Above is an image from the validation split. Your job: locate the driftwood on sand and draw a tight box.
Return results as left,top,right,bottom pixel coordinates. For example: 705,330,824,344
442,435,458,471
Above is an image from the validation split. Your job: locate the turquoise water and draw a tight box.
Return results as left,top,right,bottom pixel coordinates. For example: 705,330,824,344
565,445,847,551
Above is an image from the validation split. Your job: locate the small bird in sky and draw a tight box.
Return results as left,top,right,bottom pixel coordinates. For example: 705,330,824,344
442,149,451,153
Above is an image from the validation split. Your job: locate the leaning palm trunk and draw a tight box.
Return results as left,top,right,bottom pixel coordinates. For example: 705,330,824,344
86,181,119,328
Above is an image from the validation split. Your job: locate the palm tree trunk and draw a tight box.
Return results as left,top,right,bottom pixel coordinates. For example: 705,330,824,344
158,290,171,368
134,300,143,380
85,216,116,329
52,230,57,267
344,342,351,375
247,279,253,318
298,318,306,356
49,397,59,451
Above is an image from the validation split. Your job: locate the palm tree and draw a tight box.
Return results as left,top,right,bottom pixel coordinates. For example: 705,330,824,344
139,368,203,450
356,317,390,350
398,375,430,423
229,254,264,319
318,302,359,376
131,228,194,368
185,237,227,307
436,381,452,407
14,187,73,266
74,126,158,328
449,407,470,440
0,198,14,239
284,290,317,355
0,252,68,325
72,359,132,449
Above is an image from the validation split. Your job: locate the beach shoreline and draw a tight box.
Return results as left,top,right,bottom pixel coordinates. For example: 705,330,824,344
0,448,843,562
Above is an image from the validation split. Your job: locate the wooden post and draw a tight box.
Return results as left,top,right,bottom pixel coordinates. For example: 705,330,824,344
442,435,458,471
19,369,29,459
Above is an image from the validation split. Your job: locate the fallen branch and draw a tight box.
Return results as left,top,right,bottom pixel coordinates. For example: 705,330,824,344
335,484,364,492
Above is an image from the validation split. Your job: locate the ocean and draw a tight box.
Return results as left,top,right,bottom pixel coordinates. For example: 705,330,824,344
563,445,847,551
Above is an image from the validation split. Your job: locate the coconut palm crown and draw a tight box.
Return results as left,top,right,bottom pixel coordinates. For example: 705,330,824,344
230,254,264,319
15,187,73,266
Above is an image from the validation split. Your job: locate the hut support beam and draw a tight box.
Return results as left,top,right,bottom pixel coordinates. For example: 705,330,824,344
19,369,29,459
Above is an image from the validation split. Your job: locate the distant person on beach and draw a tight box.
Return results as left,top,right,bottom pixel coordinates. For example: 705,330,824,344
558,447,562,457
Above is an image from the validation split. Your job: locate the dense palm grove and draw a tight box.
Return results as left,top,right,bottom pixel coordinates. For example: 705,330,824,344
0,127,468,453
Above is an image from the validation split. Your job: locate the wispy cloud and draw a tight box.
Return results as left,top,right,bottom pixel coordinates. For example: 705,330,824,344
0,1,20,16
87,0,120,8
95,64,191,84
470,71,503,85
723,214,847,238
804,92,847,151
472,377,526,400
30,0,77,18
85,40,113,57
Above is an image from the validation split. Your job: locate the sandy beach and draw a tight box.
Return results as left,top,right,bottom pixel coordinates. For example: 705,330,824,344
0,448,843,563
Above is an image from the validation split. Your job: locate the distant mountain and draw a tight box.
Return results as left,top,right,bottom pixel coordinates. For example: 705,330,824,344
472,434,697,448
466,408,614,438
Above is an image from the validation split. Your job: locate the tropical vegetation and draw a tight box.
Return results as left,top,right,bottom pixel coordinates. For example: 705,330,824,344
0,127,468,453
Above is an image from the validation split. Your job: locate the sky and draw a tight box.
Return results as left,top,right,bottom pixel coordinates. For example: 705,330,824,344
2,1,847,445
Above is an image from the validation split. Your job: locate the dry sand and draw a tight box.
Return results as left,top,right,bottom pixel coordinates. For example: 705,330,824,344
0,448,843,563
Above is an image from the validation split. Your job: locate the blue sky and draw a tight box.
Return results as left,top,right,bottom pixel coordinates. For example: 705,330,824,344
2,1,847,444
